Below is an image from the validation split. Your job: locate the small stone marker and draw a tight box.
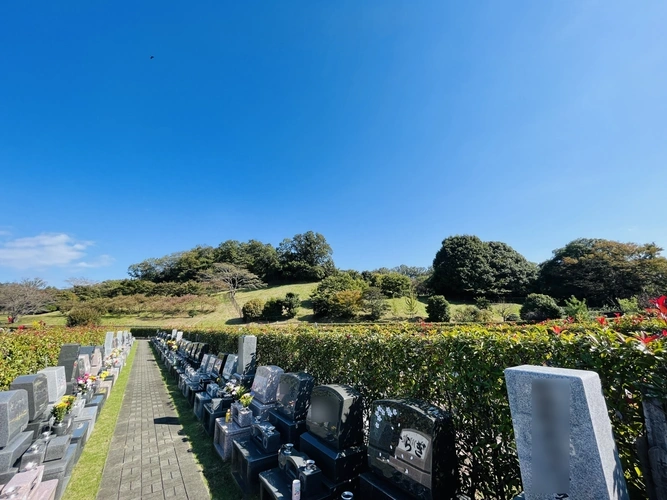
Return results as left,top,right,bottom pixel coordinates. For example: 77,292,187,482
505,365,629,500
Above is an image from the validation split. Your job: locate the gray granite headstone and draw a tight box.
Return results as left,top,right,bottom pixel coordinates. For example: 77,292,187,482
0,390,29,448
236,335,257,376
505,365,629,500
250,365,284,404
37,367,67,403
104,332,114,358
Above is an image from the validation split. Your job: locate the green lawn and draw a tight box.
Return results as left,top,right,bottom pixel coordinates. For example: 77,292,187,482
65,343,138,500
6,282,521,327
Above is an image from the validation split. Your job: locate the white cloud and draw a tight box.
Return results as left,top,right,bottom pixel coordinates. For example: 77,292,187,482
75,255,115,269
0,233,112,270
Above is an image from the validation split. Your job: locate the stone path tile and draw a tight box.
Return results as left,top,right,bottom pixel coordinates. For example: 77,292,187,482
97,340,210,500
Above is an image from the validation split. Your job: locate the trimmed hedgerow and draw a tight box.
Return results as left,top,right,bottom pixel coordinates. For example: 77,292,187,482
0,325,107,391
149,319,665,499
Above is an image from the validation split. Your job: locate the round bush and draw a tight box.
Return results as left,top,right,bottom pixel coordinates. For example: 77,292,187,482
262,298,286,322
506,313,521,322
453,305,494,323
66,306,102,327
426,295,451,322
242,298,265,323
520,293,563,322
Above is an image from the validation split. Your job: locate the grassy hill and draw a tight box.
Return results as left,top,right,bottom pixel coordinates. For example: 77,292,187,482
6,282,521,328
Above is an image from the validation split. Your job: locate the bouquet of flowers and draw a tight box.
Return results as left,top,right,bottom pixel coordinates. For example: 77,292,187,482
50,402,68,423
223,382,247,400
99,371,110,381
60,395,76,413
239,393,254,409
77,373,93,393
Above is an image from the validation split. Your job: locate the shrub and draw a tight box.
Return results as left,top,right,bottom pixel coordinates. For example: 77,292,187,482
474,296,491,310
618,297,640,314
242,298,265,322
506,313,521,322
310,273,367,317
426,295,451,322
331,290,364,319
563,295,590,321
282,293,300,319
520,293,563,322
66,306,102,327
453,305,494,323
363,287,389,321
262,298,285,322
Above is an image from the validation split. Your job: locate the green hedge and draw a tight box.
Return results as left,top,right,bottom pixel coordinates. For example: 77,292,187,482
0,325,108,391
143,320,665,499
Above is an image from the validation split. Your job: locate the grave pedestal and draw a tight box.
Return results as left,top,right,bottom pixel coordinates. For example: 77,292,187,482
0,431,33,472
232,437,279,495
202,398,233,436
73,407,97,440
214,420,253,461
299,432,366,486
42,442,77,500
268,411,307,448
359,472,414,499
85,394,105,416
194,393,212,421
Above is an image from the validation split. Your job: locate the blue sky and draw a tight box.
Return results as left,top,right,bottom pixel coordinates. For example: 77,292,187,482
1,1,666,287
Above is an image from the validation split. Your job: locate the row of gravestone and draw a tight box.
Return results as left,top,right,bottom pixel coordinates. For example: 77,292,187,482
0,330,133,500
152,330,633,500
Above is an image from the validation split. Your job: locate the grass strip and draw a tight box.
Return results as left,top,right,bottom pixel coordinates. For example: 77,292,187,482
65,343,137,499
152,345,251,500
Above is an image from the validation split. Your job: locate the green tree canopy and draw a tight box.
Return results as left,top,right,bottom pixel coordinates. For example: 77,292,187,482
278,231,335,282
538,238,667,305
429,235,536,299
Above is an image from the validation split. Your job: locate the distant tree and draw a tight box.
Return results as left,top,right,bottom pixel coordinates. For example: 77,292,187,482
430,236,536,299
363,287,389,321
538,238,667,306
486,241,538,296
404,289,420,320
0,278,53,321
199,263,265,317
430,235,494,299
278,231,335,282
494,302,516,322
379,273,412,298
65,277,99,287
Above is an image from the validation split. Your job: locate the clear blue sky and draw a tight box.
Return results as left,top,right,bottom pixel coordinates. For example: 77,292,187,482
1,1,666,287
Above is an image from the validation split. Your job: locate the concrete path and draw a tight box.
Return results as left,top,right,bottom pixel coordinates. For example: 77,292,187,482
97,340,210,500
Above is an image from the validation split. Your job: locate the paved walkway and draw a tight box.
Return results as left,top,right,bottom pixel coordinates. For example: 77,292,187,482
97,340,210,500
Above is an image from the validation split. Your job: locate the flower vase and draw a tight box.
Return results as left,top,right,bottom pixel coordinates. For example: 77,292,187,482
53,421,67,436
237,408,253,428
